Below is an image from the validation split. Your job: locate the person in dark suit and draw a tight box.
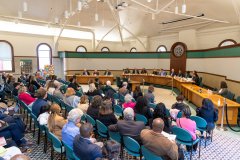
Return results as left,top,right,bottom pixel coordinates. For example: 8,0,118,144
171,94,186,111
104,69,112,76
132,68,139,74
213,81,228,97
185,71,192,78
170,68,176,77
141,68,148,74
108,108,145,143
82,69,90,76
123,68,131,74
177,70,184,77
159,69,167,76
192,70,200,86
92,70,99,76
152,69,158,75
68,77,81,91
73,123,103,160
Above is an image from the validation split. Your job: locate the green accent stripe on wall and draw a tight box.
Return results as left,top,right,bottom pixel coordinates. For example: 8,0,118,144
58,51,170,59
187,46,240,58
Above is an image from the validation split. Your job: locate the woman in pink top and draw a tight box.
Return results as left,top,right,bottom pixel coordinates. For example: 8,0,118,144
18,86,36,105
176,105,198,152
122,94,136,109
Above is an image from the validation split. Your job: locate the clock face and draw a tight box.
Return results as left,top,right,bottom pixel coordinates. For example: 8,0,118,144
173,44,184,57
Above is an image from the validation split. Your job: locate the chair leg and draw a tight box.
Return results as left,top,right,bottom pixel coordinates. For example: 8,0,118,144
44,131,47,153
37,126,41,145
51,142,53,160
211,130,213,142
199,139,201,158
29,116,32,131
205,131,207,148
33,122,35,137
190,145,193,160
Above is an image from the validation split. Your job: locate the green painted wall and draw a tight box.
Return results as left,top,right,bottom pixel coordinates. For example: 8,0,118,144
59,46,240,59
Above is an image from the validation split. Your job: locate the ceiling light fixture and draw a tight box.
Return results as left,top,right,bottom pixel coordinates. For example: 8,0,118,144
64,10,69,19
95,13,99,21
175,0,178,14
23,1,28,12
182,0,186,13
77,1,82,11
147,0,152,2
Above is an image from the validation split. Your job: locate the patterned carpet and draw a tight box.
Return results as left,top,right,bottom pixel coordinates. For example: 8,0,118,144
23,126,240,160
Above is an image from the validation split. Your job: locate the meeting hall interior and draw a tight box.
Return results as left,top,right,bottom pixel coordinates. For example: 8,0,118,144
0,0,240,160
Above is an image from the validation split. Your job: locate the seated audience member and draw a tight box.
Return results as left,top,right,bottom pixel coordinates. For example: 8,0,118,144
134,96,153,119
78,95,89,113
122,94,136,109
97,100,117,127
18,86,36,106
118,82,129,96
53,82,64,100
87,95,103,120
152,69,158,75
68,77,81,91
48,104,67,140
197,98,218,133
86,83,101,97
62,108,83,148
150,103,171,133
170,68,176,77
159,69,167,76
141,68,148,74
19,71,27,82
92,69,99,76
103,80,116,99
123,68,130,74
132,68,140,74
94,78,99,89
133,85,143,101
65,88,80,108
141,118,178,160
46,80,55,95
32,88,48,117
192,71,200,86
10,154,31,160
0,112,32,148
177,70,184,77
109,108,145,143
104,69,112,76
185,71,192,78
214,81,228,97
144,85,155,103
37,104,50,125
171,95,186,111
12,82,21,96
82,69,90,75
28,75,41,92
176,105,198,152
73,123,103,160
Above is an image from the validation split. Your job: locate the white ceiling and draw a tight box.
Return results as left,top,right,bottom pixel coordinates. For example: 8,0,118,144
0,0,240,41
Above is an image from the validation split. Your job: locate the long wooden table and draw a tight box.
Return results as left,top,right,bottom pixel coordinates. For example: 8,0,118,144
122,74,193,91
66,75,114,84
181,84,240,125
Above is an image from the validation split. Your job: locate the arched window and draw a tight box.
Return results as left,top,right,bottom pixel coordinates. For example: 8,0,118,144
101,47,110,52
76,45,87,52
37,43,52,70
156,45,167,52
130,47,137,52
0,40,14,71
218,39,237,47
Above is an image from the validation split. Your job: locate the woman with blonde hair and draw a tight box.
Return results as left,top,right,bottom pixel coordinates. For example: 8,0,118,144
86,83,101,97
46,80,55,95
97,100,117,127
65,87,80,108
78,95,89,113
47,103,67,140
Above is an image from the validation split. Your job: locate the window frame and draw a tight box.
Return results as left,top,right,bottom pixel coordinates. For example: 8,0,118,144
156,45,168,52
36,43,52,71
218,39,237,47
101,47,110,52
0,40,15,72
76,45,87,52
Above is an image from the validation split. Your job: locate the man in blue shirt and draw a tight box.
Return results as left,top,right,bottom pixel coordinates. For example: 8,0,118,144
73,123,103,160
62,108,83,148
32,88,48,117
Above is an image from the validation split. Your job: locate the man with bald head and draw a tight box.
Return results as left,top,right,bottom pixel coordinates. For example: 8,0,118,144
73,123,102,160
141,118,178,160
